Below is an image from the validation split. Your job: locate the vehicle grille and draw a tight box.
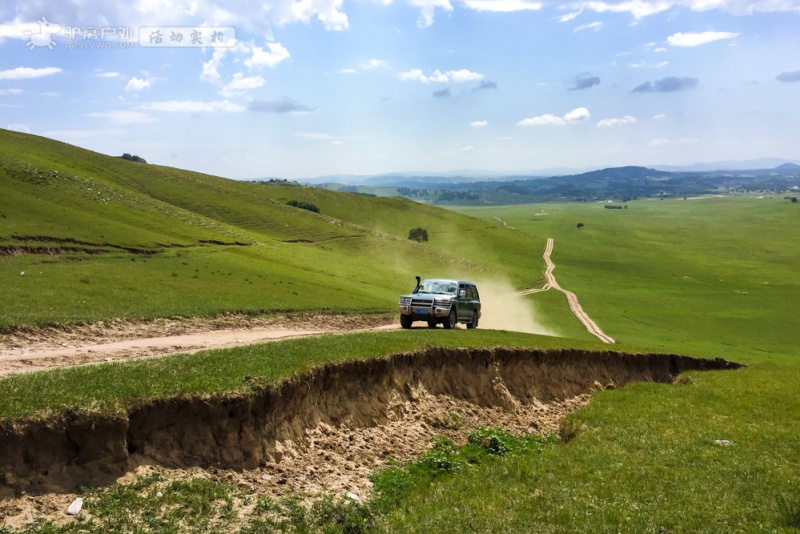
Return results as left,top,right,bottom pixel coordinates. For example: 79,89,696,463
410,297,433,308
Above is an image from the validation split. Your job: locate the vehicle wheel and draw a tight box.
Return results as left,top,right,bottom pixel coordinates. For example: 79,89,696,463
400,314,412,329
427,320,438,329
443,308,457,329
466,310,479,329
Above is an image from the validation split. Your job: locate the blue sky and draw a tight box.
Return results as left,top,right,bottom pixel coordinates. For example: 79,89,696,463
1,0,799,179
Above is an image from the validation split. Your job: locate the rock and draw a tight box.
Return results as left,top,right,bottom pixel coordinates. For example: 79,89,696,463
713,439,734,447
66,497,83,515
345,492,361,502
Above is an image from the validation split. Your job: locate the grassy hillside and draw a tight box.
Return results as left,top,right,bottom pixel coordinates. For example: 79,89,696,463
0,129,552,329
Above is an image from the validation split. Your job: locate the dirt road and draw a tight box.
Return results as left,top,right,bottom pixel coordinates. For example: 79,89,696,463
517,238,615,344
0,314,397,377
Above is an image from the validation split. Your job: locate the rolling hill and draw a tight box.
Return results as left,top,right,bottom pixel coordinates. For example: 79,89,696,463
0,129,544,329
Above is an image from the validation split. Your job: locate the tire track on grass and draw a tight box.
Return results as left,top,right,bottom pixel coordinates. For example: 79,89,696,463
516,238,615,344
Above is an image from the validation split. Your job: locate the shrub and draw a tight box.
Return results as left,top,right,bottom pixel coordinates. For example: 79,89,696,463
408,227,429,242
286,200,320,213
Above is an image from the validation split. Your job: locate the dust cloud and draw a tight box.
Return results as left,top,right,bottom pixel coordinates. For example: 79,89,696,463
473,278,558,336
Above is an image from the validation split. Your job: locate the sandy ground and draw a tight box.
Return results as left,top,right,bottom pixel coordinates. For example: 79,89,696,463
0,314,398,377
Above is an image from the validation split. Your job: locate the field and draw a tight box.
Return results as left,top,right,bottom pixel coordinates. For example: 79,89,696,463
1,129,800,532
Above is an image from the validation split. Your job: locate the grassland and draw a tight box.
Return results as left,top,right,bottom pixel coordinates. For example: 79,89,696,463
0,129,548,329
2,129,800,532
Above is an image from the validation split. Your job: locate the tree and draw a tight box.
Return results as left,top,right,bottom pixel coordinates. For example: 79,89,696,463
408,227,429,242
577,222,584,230
792,197,798,203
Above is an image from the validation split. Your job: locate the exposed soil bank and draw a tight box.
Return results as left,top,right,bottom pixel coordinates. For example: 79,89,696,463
0,347,740,498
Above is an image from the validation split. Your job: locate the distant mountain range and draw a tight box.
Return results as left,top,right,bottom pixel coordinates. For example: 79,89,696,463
282,158,800,187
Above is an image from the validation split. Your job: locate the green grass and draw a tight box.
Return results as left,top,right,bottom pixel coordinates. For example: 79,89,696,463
0,330,605,421
0,129,546,329
4,130,800,532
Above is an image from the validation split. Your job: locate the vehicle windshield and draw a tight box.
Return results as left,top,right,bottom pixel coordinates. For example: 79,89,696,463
416,280,457,295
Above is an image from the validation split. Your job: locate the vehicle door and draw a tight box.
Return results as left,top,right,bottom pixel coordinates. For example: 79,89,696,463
457,284,470,321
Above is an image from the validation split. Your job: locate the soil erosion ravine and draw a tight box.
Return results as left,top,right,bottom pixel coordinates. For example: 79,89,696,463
0,347,740,528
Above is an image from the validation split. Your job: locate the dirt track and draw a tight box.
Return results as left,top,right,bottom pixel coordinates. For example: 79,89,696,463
517,238,615,344
0,314,397,377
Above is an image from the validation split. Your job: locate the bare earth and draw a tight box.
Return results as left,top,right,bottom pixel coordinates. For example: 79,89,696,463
0,314,398,378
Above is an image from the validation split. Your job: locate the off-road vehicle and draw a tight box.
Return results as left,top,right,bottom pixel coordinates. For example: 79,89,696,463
398,277,481,329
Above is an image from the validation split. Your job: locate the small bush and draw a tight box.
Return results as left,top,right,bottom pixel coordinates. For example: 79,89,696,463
287,200,320,213
408,227,429,242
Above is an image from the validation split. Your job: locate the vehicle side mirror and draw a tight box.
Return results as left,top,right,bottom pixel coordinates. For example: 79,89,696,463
459,290,467,297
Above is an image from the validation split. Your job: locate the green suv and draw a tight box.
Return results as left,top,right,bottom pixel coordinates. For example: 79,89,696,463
398,277,481,329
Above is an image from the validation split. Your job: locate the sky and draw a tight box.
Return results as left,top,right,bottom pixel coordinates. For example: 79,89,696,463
1,0,799,180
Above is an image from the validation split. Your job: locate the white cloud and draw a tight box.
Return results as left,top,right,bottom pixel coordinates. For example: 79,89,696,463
409,0,454,28
221,73,266,97
517,113,566,126
89,111,157,124
653,113,667,119
245,42,291,68
654,47,667,52
125,76,152,92
0,88,23,95
141,100,245,112
462,0,542,12
667,31,739,47
95,71,121,78
649,137,669,146
338,68,359,75
574,21,603,32
458,145,475,152
564,107,590,123
518,107,590,126
362,59,388,69
470,120,488,127
399,68,483,83
558,10,582,21
0,67,62,80
6,123,30,133
597,115,637,127
629,60,669,68
201,48,229,84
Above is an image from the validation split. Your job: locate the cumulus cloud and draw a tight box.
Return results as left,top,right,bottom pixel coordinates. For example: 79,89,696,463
362,59,388,69
95,71,120,78
409,0,453,28
633,76,698,92
248,97,315,113
124,76,152,92
0,66,61,80
597,115,636,127
221,73,265,97
399,68,484,84
244,42,291,68
777,71,800,83
462,0,542,12
570,72,600,90
470,120,488,127
432,88,451,98
141,100,245,112
667,31,739,47
0,88,23,95
89,111,157,124
517,107,590,126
